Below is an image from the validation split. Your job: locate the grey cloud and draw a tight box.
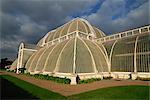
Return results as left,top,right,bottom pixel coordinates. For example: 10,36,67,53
110,1,149,33
84,0,149,34
2,0,99,26
1,0,99,59
0,12,20,40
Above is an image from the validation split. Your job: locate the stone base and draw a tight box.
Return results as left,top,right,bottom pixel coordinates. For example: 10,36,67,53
111,72,131,79
70,76,77,85
131,73,137,80
137,72,150,78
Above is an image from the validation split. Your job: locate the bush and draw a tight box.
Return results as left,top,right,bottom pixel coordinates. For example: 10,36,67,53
79,78,101,84
24,72,31,76
7,70,15,73
136,77,150,81
103,76,113,80
24,73,71,84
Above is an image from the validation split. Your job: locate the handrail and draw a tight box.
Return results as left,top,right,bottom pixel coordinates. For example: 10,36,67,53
95,25,150,43
40,25,150,47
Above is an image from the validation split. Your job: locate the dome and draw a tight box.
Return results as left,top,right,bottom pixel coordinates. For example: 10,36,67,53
25,37,108,74
37,18,106,46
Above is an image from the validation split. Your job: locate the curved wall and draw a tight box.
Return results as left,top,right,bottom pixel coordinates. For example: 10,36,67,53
25,37,108,74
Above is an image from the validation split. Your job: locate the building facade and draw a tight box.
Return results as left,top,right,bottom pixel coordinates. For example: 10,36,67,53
10,18,150,84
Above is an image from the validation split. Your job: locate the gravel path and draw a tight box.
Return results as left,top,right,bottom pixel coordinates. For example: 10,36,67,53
1,71,149,96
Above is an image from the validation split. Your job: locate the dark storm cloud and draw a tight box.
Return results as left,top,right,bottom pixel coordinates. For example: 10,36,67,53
1,0,98,27
0,0,99,60
1,12,20,40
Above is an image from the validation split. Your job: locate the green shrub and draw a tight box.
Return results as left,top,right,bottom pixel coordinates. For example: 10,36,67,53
103,76,113,80
7,70,15,73
25,72,31,76
79,78,101,84
23,73,71,84
33,74,39,78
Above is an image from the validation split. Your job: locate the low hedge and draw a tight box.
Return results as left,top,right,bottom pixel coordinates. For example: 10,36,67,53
79,78,101,84
103,76,113,80
6,70,15,73
24,73,71,84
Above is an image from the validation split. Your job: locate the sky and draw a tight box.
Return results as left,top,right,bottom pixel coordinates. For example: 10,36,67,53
0,0,149,60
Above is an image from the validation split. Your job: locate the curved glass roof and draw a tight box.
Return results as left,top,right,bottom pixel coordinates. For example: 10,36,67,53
25,37,108,73
37,18,106,46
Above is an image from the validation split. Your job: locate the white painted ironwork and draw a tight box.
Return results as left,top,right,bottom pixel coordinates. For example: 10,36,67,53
54,39,71,72
23,48,37,52
95,25,150,43
109,40,118,72
28,48,44,72
134,36,139,73
42,43,60,72
79,37,98,73
73,37,77,74
17,43,24,74
34,45,53,71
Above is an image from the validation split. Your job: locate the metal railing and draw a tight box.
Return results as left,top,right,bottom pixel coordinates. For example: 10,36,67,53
41,25,150,47
95,25,150,43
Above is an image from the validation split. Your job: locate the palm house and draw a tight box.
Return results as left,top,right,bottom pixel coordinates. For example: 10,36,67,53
10,18,150,84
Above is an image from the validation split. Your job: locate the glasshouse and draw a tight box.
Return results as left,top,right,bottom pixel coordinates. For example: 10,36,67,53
10,18,150,84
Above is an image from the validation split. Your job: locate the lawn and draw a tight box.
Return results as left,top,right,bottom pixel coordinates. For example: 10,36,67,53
0,75,66,100
1,75,149,100
68,85,150,100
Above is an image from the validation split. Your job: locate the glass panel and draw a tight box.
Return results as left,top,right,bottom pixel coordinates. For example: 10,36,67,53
78,21,87,33
46,31,56,42
35,45,55,71
29,48,45,72
61,23,71,36
58,39,74,73
22,50,34,67
76,38,94,73
136,34,150,72
53,27,63,39
84,39,108,72
111,37,136,72
68,21,77,33
25,52,37,70
44,40,69,72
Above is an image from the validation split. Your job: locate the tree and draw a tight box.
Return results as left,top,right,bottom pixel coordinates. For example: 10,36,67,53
0,58,13,70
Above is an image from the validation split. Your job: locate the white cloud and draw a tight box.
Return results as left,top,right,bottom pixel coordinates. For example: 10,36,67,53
112,1,149,32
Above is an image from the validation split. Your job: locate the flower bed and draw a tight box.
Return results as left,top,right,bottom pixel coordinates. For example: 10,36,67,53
24,73,71,84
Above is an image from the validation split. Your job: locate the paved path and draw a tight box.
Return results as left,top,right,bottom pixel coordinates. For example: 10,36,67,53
1,71,150,96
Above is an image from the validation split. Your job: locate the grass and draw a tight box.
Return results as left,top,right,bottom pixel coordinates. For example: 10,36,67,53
1,77,38,99
0,75,66,100
1,74,149,100
68,85,150,100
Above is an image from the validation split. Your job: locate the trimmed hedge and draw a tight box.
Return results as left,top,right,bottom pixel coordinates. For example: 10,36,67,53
24,73,71,84
103,76,113,80
79,78,101,84
6,70,15,73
